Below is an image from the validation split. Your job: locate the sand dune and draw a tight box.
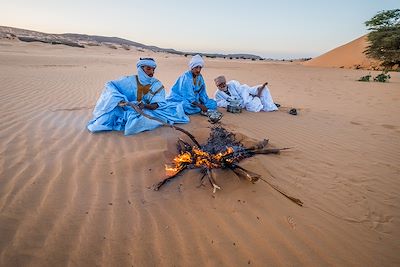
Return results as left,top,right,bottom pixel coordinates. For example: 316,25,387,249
0,39,399,266
303,35,382,70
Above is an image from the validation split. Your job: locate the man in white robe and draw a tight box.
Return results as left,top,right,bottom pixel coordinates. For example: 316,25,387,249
213,75,278,112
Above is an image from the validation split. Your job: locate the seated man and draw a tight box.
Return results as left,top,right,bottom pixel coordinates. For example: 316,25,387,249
213,75,278,112
87,58,189,135
167,54,217,115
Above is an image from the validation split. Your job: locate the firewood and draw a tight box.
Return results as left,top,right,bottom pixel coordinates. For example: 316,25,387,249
153,124,303,206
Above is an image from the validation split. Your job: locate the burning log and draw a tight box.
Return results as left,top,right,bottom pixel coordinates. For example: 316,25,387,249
153,124,303,206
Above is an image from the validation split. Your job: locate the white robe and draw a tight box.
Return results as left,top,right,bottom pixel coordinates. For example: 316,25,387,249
214,80,278,112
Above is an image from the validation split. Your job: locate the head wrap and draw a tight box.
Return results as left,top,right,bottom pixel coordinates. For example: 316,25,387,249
136,58,157,69
136,58,157,85
214,75,226,86
189,54,204,69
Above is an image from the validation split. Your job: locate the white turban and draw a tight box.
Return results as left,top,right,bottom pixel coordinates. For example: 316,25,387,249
189,54,204,69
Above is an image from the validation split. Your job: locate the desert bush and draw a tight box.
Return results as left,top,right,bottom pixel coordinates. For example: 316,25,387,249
358,74,371,82
121,44,130,50
373,72,391,82
358,72,391,82
106,44,117,49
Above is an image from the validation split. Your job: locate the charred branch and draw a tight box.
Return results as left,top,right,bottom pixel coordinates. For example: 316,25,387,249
152,124,302,206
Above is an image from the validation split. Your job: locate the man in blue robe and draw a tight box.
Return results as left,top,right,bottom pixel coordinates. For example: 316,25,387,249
167,54,217,115
87,58,189,135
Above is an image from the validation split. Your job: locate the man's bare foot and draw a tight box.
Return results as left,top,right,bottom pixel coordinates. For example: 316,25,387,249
257,82,268,97
257,87,263,97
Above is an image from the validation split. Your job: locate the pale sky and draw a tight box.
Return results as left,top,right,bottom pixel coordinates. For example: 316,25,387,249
1,0,399,59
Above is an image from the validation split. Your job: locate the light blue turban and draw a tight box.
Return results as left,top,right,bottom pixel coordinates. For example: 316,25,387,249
136,58,157,85
137,58,157,69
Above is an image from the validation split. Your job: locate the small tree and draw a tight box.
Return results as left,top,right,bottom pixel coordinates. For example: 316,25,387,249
364,9,400,69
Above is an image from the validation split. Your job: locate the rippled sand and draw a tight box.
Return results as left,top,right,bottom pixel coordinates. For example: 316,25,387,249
0,39,399,266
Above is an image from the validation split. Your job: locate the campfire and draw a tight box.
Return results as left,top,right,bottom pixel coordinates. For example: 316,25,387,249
122,102,302,205
153,124,303,206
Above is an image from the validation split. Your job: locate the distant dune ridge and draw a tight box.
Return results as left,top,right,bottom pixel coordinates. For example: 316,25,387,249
303,35,383,70
2,25,385,69
0,26,263,60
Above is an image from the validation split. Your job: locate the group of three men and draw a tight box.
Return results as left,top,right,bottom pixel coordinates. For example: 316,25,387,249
87,55,278,135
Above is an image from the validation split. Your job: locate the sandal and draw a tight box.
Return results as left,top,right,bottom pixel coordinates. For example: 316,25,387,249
289,108,297,116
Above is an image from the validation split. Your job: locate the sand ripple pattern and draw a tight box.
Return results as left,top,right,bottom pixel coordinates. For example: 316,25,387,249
0,42,399,266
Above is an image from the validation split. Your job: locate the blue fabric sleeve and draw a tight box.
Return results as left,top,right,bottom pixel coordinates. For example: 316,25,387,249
92,79,129,118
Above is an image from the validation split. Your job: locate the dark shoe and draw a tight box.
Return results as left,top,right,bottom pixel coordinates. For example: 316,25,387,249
289,108,297,115
274,103,281,108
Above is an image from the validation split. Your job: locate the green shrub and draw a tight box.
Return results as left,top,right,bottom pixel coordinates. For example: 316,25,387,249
358,72,391,82
358,74,371,82
373,72,391,82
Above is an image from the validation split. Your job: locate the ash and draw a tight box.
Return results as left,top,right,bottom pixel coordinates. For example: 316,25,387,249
201,125,244,155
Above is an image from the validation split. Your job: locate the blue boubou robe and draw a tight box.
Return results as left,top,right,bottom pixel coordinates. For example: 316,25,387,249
87,75,189,135
167,71,217,114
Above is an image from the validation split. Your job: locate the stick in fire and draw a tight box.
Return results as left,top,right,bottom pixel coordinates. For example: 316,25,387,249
153,125,303,206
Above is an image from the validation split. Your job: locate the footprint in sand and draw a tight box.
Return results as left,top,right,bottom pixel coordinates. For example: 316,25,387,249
286,216,296,230
367,211,393,234
381,124,397,130
350,121,362,126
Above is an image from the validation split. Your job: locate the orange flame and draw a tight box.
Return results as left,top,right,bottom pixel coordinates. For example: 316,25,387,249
173,152,192,164
165,165,179,177
165,146,235,175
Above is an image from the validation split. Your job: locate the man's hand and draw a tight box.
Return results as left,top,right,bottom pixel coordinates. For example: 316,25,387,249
192,101,208,112
199,104,208,112
194,102,208,112
118,100,128,107
142,103,159,110
138,102,145,109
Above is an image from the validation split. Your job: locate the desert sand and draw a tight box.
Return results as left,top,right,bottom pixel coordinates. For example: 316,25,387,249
303,35,382,70
0,39,399,266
